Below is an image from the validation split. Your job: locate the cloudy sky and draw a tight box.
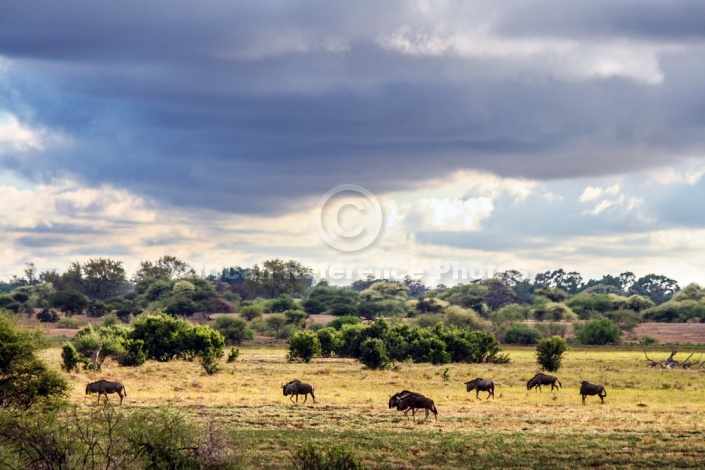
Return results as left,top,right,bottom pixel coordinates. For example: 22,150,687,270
2,0,705,287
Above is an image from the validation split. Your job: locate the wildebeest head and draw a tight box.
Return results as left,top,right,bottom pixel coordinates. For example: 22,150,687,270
282,379,301,396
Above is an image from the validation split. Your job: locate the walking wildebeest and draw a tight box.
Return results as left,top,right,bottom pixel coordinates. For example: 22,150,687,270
282,379,316,404
389,390,425,418
579,381,607,404
527,373,562,393
464,378,495,399
85,380,127,405
396,393,438,423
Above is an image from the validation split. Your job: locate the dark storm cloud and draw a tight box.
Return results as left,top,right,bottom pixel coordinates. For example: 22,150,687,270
2,1,705,215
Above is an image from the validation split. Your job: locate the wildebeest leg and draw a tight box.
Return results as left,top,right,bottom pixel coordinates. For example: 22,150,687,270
118,391,124,405
475,390,480,400
289,394,296,403
599,393,605,404
302,393,308,405
582,395,586,405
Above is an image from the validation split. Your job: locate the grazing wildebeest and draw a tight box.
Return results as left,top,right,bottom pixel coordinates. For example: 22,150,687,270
282,379,316,404
527,373,562,392
85,380,126,405
464,378,495,400
396,393,438,423
579,381,607,404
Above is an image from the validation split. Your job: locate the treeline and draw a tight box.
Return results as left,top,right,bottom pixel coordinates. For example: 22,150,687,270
288,319,508,368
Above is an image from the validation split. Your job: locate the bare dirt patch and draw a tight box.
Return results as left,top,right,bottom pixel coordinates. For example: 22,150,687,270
633,322,705,344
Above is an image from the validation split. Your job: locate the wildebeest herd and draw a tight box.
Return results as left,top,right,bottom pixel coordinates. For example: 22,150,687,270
85,373,607,422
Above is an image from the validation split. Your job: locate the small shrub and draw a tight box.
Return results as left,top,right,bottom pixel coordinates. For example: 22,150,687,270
503,323,541,345
57,317,80,329
291,444,366,470
226,347,240,363
200,352,221,375
536,336,568,372
212,316,254,345
641,336,659,346
239,305,264,321
327,315,362,330
101,313,121,326
61,342,85,373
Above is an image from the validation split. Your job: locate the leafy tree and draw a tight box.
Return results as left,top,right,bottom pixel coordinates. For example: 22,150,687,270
575,318,621,345
49,290,89,316
403,275,429,298
61,342,85,372
37,308,59,323
359,338,390,369
442,306,488,331
287,331,322,363
130,314,191,362
360,281,409,302
671,283,705,302
246,259,314,298
503,324,541,345
133,255,193,281
536,336,567,372
284,309,308,327
72,324,131,369
642,300,705,323
483,278,518,311
239,304,264,321
269,294,301,312
212,316,253,345
605,309,641,333
265,314,288,337
632,274,680,305
0,316,69,409
433,283,488,312
117,339,147,367
534,269,584,294
180,325,225,374
82,258,128,301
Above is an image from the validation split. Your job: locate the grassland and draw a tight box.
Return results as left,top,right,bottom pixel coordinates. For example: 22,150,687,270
43,344,705,469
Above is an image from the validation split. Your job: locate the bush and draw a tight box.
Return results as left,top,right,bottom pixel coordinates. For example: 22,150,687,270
316,328,341,357
291,444,366,470
269,294,301,312
503,323,541,345
287,331,322,363
37,308,59,323
328,315,361,330
57,317,80,329
212,316,254,345
536,336,567,372
226,347,240,363
0,315,69,409
117,339,147,367
61,342,85,373
49,290,89,316
359,338,390,369
239,304,264,321
575,318,621,345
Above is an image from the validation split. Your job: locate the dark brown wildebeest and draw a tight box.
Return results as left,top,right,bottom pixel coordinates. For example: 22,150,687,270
527,373,562,392
282,379,316,404
464,378,495,399
579,381,607,404
86,380,127,405
396,393,438,423
389,390,425,418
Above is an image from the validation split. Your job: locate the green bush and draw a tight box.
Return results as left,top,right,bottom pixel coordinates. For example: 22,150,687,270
226,347,240,363
575,318,621,345
37,308,59,323
212,316,254,345
61,342,85,373
291,444,366,470
269,294,301,312
239,304,264,321
0,315,69,409
359,338,390,369
536,336,567,372
57,316,80,329
287,331,322,363
316,327,341,357
49,290,89,316
503,323,541,345
117,339,147,367
327,315,361,330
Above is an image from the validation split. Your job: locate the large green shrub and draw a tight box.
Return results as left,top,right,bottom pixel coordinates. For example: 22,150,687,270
212,316,253,345
0,315,69,410
575,318,621,345
316,327,341,357
503,323,541,345
359,338,390,369
287,331,322,363
536,336,567,372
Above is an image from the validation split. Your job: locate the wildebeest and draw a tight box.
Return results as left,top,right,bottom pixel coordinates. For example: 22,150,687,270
85,380,127,405
396,393,438,423
389,390,425,418
579,381,607,404
527,373,562,393
282,379,316,404
464,378,495,399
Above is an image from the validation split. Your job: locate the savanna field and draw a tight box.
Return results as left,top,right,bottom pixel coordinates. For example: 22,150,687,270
40,344,705,469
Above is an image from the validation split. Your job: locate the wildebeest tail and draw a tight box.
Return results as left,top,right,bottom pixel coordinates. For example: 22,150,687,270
123,385,127,397
557,379,562,389
432,404,438,416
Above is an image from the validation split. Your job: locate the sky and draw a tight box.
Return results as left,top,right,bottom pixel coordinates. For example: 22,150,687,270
1,1,705,288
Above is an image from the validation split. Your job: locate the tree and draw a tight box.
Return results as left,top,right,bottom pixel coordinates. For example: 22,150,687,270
632,274,680,305
536,336,567,372
287,331,322,363
434,284,488,313
265,314,288,337
534,269,584,294
246,259,314,298
49,290,89,316
133,255,193,282
503,324,541,345
82,258,127,301
483,278,518,311
0,316,69,409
